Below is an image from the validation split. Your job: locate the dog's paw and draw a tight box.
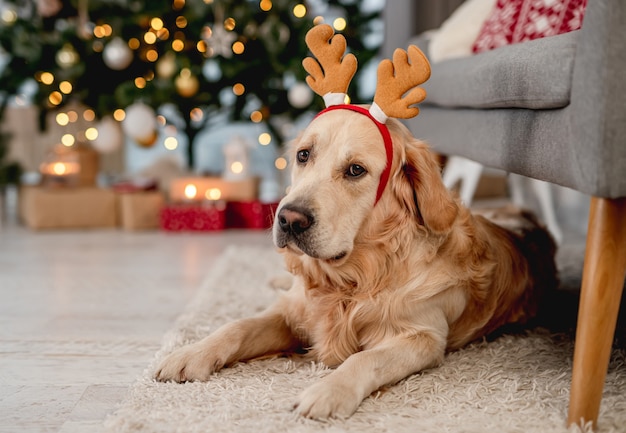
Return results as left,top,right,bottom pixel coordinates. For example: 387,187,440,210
154,340,224,383
294,380,361,420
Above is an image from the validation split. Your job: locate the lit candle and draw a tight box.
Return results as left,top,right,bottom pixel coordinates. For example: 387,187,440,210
183,183,198,201
205,188,222,201
222,136,250,181
40,145,81,187
169,177,259,203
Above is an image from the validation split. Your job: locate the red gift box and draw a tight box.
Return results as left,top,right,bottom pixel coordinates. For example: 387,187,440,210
226,201,279,230
160,203,226,231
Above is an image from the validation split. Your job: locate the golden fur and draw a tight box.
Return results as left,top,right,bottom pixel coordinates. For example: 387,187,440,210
156,110,557,419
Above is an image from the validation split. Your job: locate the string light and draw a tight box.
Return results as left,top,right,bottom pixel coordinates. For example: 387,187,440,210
156,28,170,40
67,111,78,122
176,16,188,28
144,31,157,44
232,41,245,55
172,39,185,51
333,17,347,31
85,127,99,141
92,41,104,52
224,18,236,31
293,4,306,18
113,109,125,121
1,8,17,24
146,49,159,62
190,107,204,122
260,0,272,12
83,109,96,121
275,157,287,170
250,111,263,123
49,91,62,105
134,77,147,88
197,40,207,53
93,25,106,38
258,133,271,145
56,113,70,126
59,81,72,94
61,134,75,147
232,83,245,96
151,17,164,30
128,38,140,49
164,136,178,150
39,72,54,85
231,161,244,174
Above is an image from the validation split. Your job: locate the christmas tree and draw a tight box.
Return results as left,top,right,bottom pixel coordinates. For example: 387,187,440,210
0,128,22,186
0,0,382,168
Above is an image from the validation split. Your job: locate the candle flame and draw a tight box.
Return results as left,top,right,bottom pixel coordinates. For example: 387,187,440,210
184,184,197,199
53,162,67,175
205,188,221,200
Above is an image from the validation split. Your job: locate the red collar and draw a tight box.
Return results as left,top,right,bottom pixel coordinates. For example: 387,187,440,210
315,104,393,205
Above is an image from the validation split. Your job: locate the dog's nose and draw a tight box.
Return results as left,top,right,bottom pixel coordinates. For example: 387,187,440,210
278,206,313,234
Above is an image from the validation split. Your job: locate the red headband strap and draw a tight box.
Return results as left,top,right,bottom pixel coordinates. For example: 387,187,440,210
315,104,393,205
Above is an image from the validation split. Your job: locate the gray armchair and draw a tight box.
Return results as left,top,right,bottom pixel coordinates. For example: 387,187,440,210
383,0,626,429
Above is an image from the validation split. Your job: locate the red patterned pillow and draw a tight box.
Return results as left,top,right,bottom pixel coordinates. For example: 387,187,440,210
472,0,587,53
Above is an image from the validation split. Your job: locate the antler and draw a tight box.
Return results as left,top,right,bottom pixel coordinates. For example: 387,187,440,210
302,24,357,102
373,45,431,119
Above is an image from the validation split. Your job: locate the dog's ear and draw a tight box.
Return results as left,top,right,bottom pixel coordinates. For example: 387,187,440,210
394,140,458,234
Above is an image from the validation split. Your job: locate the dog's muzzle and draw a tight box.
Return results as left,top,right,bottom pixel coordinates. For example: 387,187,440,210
277,205,314,235
274,204,319,256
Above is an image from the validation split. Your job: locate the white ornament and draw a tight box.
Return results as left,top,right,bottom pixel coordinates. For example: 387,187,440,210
202,59,222,81
288,82,314,108
56,43,79,68
156,52,177,78
222,135,250,181
122,103,158,147
92,116,124,154
205,25,237,58
103,37,133,70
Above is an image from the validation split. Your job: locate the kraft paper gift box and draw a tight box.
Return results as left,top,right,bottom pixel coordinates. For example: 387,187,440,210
19,186,117,229
117,191,165,231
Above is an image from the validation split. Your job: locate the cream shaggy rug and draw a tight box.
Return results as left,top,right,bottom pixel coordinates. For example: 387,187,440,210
104,245,626,433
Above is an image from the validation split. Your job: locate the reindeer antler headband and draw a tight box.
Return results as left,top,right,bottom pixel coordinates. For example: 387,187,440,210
303,24,431,204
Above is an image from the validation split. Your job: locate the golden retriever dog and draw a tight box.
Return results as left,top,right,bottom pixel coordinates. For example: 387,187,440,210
155,109,557,419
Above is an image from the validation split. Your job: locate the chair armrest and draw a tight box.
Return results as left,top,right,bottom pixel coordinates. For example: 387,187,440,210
569,0,626,197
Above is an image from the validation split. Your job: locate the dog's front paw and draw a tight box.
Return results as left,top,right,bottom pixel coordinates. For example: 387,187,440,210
294,380,361,420
155,340,225,383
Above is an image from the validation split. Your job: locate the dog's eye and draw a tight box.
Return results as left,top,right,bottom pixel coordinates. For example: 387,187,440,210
346,164,367,178
296,149,310,164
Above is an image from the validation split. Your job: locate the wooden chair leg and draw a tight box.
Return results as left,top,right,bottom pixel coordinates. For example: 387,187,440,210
568,197,626,428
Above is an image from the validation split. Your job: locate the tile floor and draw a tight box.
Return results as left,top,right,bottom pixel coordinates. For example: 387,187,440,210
0,197,274,432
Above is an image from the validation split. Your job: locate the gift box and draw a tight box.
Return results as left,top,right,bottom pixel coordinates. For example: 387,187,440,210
117,191,165,231
160,203,226,231
226,201,279,230
19,185,117,230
